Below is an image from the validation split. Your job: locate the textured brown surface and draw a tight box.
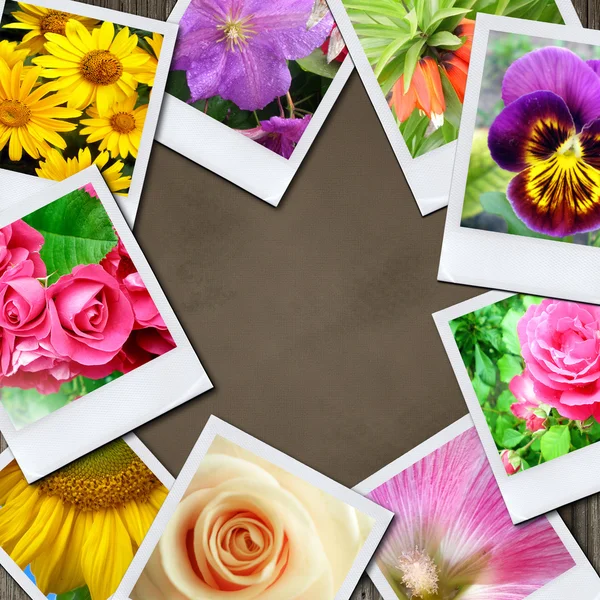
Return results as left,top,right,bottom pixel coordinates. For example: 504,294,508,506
0,0,598,598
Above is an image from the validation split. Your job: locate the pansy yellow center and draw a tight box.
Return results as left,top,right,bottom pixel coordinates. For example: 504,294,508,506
36,439,161,511
217,13,256,52
397,548,439,598
40,10,71,35
0,99,31,128
556,134,583,165
80,49,123,85
110,111,136,133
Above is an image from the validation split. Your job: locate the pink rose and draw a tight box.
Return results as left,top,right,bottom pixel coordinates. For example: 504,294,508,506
101,238,135,282
47,264,134,366
0,220,45,278
500,450,521,475
518,299,600,421
509,372,547,432
82,184,98,198
0,261,50,339
122,273,167,330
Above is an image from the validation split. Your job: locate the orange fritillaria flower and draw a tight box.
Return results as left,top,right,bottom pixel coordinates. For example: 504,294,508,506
440,52,469,103
453,18,475,64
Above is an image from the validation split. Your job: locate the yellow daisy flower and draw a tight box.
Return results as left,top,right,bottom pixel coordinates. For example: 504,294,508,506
130,32,163,87
80,93,147,159
0,40,29,68
0,439,167,599
33,20,152,115
0,60,81,161
3,3,99,54
36,148,131,195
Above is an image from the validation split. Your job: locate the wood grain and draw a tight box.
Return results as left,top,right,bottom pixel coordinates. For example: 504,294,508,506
0,0,598,598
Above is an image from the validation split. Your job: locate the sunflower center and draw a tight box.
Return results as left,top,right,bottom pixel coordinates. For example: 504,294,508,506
80,49,123,85
217,13,256,52
40,10,71,35
36,439,161,511
397,548,439,598
110,111,136,133
0,99,31,128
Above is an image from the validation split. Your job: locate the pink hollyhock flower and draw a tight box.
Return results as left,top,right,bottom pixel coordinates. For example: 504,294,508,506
0,221,45,278
0,261,50,339
173,0,333,111
240,115,311,159
509,372,547,432
518,299,600,421
47,264,134,367
368,428,573,599
500,449,522,475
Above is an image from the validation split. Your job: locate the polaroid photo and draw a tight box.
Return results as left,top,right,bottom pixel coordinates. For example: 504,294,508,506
155,0,353,207
0,0,178,227
434,291,600,523
355,415,600,599
115,415,393,600
0,165,212,483
438,15,600,302
325,0,580,215
0,432,175,600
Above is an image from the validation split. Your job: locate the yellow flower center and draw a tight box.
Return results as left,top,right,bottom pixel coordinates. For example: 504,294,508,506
0,99,31,128
110,111,136,134
80,49,123,85
217,13,256,52
36,439,161,511
40,10,71,35
397,548,439,598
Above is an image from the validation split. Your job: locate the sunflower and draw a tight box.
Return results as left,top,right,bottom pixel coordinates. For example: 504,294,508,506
0,60,81,161
80,93,147,159
3,3,99,54
33,20,153,115
129,32,163,86
0,439,167,599
36,148,131,195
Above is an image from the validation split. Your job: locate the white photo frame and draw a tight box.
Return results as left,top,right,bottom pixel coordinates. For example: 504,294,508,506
0,165,212,483
0,0,178,227
355,415,600,598
0,432,175,600
434,291,600,523
439,15,600,300
116,415,393,600
325,0,580,216
155,0,354,207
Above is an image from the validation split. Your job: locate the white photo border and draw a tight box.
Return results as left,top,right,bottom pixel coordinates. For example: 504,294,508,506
438,15,600,301
116,414,394,600
0,166,212,483
434,291,600,523
355,414,600,599
0,432,175,600
0,0,179,228
155,0,354,207
325,1,581,216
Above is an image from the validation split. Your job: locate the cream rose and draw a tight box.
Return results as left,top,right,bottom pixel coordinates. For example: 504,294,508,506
132,436,373,599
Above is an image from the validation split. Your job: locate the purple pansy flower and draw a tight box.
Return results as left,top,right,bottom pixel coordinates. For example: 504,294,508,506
173,0,334,111
488,47,600,237
239,115,311,158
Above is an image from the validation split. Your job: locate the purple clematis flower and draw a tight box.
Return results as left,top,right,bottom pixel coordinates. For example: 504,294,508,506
173,0,334,111
488,47,600,237
239,115,311,158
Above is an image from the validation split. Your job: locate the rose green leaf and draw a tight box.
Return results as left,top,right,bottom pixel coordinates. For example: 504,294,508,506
540,425,571,462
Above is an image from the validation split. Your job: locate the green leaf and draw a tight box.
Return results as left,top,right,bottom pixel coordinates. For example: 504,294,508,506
472,374,491,405
23,188,118,285
496,389,515,412
406,8,418,36
374,34,414,77
57,586,92,600
540,425,571,462
427,31,464,49
296,48,340,79
165,70,190,102
474,343,496,387
503,428,525,448
439,68,462,129
403,38,427,92
500,308,522,356
498,354,523,383
426,7,470,33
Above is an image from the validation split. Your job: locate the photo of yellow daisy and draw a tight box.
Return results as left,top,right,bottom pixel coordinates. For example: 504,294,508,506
0,436,171,600
0,0,172,223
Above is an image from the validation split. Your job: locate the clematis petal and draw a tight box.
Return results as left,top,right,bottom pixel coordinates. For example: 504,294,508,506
502,47,600,131
506,151,600,237
489,90,575,172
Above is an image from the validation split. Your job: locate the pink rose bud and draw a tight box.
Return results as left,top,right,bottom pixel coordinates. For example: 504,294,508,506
500,450,521,475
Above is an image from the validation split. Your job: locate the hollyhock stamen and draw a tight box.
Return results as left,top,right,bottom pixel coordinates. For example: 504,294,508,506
216,12,257,52
397,548,439,597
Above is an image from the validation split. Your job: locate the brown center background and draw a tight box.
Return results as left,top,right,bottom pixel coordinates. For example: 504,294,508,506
2,0,599,598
